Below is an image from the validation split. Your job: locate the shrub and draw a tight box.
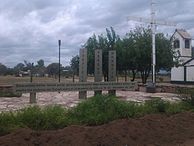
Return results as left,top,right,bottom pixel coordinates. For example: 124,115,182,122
176,88,194,106
16,106,67,130
66,95,139,125
143,97,170,113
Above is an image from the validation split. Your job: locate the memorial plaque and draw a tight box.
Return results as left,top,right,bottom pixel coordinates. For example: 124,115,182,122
79,48,87,99
94,49,102,95
15,82,137,93
108,50,116,95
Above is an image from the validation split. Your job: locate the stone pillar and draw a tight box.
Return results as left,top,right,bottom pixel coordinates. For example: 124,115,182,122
30,92,36,103
108,50,116,96
94,49,102,96
79,48,87,99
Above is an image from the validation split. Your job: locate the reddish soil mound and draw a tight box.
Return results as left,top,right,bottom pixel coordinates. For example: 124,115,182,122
1,112,194,146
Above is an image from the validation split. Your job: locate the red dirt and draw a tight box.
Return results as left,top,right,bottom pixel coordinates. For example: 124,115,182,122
1,112,194,146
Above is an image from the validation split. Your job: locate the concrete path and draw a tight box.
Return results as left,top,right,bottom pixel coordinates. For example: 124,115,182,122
0,91,180,112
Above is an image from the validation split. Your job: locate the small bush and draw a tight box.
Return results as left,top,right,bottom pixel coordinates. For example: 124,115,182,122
176,88,194,106
143,97,169,113
67,95,139,125
16,106,67,130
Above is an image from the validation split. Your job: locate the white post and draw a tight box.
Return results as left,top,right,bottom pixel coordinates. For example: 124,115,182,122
151,0,156,85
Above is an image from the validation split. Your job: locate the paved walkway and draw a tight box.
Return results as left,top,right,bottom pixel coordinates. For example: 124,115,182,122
0,91,180,112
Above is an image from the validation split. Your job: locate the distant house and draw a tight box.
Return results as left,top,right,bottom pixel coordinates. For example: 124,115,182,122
19,70,30,77
171,29,194,83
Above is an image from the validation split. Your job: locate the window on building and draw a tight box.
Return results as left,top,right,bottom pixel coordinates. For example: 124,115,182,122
185,39,190,48
174,39,180,48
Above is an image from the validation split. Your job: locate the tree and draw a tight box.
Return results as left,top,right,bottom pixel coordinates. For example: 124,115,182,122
0,63,7,75
84,34,97,75
73,26,175,84
37,59,44,67
6,68,14,75
133,27,152,84
35,59,46,77
128,27,174,83
46,63,60,78
70,55,79,82
23,60,32,71
155,33,174,71
13,63,25,75
84,27,119,81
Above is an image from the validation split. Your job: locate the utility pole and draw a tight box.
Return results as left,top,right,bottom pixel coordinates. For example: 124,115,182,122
128,0,176,86
58,40,61,83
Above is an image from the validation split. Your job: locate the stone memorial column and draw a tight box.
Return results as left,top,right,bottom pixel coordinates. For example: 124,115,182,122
30,92,36,103
94,49,102,96
79,48,87,99
108,50,116,96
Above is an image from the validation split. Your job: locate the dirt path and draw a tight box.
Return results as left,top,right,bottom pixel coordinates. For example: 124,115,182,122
1,112,194,146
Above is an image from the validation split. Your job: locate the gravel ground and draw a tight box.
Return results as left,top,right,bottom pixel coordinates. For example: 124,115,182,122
0,91,180,112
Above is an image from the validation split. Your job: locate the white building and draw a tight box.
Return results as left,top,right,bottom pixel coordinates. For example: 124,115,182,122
171,29,194,83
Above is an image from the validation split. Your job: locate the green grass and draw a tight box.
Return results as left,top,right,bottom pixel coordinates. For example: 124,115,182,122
0,94,193,136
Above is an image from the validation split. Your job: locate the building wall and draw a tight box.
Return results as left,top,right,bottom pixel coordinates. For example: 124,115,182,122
171,67,184,81
187,66,194,81
173,32,192,58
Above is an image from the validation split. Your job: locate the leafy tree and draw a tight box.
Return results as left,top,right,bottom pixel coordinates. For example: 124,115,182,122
46,63,60,78
0,63,7,76
37,59,44,67
116,32,137,81
13,63,25,75
72,26,175,84
133,27,152,84
6,68,14,75
70,55,79,82
129,27,174,83
35,59,46,77
23,60,33,71
155,33,174,71
84,27,118,81
84,34,97,75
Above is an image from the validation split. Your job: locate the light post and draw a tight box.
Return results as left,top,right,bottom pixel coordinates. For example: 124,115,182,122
58,40,61,83
30,63,34,83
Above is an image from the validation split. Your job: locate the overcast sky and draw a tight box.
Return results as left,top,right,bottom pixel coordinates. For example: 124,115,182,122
0,0,194,67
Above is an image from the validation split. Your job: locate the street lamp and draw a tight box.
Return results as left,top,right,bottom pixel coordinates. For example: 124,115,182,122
58,40,61,83
30,63,34,83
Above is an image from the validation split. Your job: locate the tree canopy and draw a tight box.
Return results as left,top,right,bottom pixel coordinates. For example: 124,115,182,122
84,26,175,83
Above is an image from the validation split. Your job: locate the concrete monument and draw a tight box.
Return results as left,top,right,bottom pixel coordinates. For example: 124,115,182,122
79,48,87,99
94,49,102,95
108,50,116,95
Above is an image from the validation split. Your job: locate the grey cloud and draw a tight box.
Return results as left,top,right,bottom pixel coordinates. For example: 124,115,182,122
0,0,194,67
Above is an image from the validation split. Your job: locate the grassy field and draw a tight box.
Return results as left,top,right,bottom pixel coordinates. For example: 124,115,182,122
0,76,79,85
0,75,170,85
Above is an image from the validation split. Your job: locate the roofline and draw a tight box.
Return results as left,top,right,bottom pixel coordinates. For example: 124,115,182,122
171,29,192,40
182,58,194,66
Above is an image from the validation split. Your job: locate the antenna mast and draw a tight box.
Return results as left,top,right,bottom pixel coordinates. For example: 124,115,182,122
151,0,156,85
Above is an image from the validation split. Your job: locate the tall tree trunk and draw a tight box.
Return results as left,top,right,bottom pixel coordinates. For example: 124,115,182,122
116,71,119,82
141,68,151,84
124,70,127,82
131,70,136,82
72,73,75,82
104,73,108,82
